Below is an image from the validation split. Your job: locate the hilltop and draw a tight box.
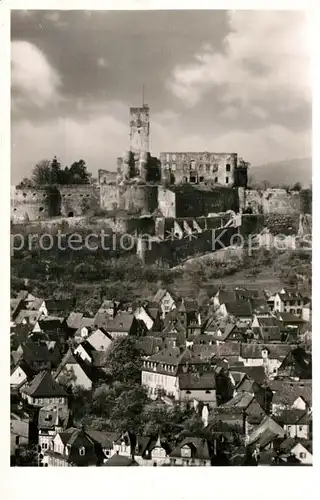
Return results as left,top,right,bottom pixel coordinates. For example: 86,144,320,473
250,157,312,188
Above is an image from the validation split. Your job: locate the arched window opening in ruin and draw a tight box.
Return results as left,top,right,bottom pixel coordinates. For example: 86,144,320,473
39,207,44,212
68,211,74,217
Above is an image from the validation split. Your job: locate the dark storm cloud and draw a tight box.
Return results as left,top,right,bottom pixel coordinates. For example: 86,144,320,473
11,10,311,184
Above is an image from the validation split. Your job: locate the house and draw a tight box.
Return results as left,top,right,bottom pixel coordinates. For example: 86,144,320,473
178,372,217,407
239,344,294,378
167,437,212,466
15,340,57,373
276,311,306,334
134,336,164,357
106,312,145,339
85,328,113,352
38,405,71,458
274,409,311,439
85,429,121,463
213,289,237,308
54,349,94,390
25,297,48,316
129,435,171,466
218,391,266,430
269,379,312,414
66,312,94,339
201,318,240,342
10,360,35,389
216,300,253,322
247,415,285,449
45,427,104,466
268,289,309,317
10,410,30,456
302,302,311,322
95,299,118,320
45,299,73,316
20,370,68,408
133,304,155,331
141,343,214,400
251,315,281,342
14,309,42,326
277,346,312,380
278,437,312,465
152,288,177,319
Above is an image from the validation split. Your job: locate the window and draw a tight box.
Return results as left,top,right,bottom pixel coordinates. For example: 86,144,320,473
287,425,291,431
182,459,190,466
206,165,210,172
226,164,231,172
172,163,176,171
79,447,85,456
205,390,211,394
299,426,304,431
15,436,20,445
226,177,229,184
190,176,196,183
214,177,218,183
199,176,204,182
297,309,302,314
66,444,71,456
42,442,48,449
181,446,191,458
299,452,306,459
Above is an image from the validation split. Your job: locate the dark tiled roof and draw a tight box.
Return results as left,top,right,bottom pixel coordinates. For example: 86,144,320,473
274,409,310,425
217,289,237,304
225,301,252,317
230,366,266,384
277,312,306,324
270,380,312,407
104,312,135,332
86,429,121,449
178,372,216,390
22,371,67,398
135,336,164,356
220,391,254,410
240,344,294,360
45,299,73,314
21,340,53,364
170,437,211,460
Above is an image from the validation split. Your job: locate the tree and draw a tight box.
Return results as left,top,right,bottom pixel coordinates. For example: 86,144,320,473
67,159,91,184
292,182,302,191
103,337,144,384
31,159,52,185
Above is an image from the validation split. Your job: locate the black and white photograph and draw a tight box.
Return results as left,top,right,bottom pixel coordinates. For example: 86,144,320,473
7,5,312,470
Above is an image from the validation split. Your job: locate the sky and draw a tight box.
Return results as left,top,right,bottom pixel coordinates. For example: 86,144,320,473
11,9,312,184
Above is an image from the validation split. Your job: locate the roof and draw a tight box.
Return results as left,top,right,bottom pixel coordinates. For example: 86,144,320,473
38,405,70,429
240,344,293,360
277,312,306,324
231,366,266,385
135,336,164,356
279,437,313,455
225,301,252,317
20,340,53,364
220,391,254,410
86,430,121,449
170,437,211,460
45,299,73,314
257,316,281,327
66,312,85,329
247,416,285,447
104,312,135,332
22,371,67,398
153,288,169,302
274,409,310,425
216,289,237,304
178,298,198,312
193,342,241,359
103,454,139,466
178,372,216,390
270,380,312,407
15,309,41,324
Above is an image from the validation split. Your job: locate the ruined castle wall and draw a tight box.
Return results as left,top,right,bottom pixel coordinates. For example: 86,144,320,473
240,214,303,238
157,186,176,218
11,187,52,222
160,152,237,187
59,185,100,217
173,186,239,218
244,188,306,215
100,183,158,215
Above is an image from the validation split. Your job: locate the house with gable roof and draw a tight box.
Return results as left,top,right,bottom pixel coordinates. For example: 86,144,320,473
20,370,68,408
167,437,212,466
38,404,71,458
54,348,94,390
151,288,177,319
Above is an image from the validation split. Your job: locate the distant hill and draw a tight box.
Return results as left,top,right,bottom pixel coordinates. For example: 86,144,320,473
250,158,312,188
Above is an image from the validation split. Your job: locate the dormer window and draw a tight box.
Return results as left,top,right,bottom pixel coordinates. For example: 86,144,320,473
65,444,71,456
79,446,85,456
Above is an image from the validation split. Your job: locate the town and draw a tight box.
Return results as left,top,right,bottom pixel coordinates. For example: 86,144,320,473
10,280,312,466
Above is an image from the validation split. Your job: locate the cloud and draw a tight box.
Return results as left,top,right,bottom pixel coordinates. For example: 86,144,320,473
151,109,311,165
167,11,311,111
11,105,128,183
11,41,62,111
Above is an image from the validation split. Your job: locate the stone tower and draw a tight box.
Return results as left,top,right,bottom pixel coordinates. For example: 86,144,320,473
129,105,150,179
